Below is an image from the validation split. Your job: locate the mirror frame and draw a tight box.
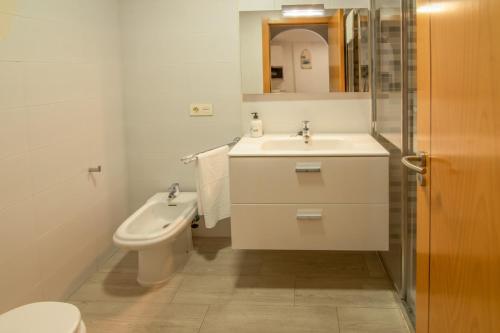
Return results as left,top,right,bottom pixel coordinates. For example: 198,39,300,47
239,7,372,99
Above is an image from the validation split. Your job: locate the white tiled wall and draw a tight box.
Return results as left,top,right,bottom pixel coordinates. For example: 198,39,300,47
120,0,243,211
0,0,128,312
0,1,375,306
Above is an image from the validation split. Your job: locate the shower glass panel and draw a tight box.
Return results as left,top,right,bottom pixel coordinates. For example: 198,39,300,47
372,0,417,326
372,0,403,292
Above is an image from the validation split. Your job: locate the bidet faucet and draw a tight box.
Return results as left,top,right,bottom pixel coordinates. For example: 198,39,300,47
297,120,311,143
167,183,180,199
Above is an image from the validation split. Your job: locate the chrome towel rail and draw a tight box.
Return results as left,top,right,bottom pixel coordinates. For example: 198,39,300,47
180,137,241,164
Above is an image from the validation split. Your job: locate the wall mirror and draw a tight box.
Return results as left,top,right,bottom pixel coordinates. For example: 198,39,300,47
240,6,370,96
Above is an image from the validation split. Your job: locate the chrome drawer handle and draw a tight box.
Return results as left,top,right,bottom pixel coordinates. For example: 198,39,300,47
296,209,323,220
295,162,321,173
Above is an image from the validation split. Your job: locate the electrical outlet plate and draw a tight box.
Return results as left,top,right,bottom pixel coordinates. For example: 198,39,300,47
190,104,213,116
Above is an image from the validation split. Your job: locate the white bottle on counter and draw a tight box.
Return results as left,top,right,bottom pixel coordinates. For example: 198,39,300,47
250,112,263,138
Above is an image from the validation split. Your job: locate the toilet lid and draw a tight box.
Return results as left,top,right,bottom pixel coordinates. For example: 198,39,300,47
0,302,81,333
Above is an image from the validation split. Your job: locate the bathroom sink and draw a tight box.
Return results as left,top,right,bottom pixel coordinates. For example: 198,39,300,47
261,137,353,151
228,134,389,157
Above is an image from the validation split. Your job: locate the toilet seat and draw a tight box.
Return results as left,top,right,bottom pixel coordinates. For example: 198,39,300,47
0,302,85,333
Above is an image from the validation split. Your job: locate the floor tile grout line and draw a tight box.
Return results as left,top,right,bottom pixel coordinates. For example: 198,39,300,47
336,307,342,333
167,274,186,304
197,304,211,333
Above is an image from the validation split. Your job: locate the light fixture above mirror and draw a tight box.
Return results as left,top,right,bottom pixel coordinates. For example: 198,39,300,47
281,4,326,17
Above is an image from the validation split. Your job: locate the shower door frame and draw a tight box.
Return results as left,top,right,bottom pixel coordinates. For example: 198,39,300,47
370,0,416,323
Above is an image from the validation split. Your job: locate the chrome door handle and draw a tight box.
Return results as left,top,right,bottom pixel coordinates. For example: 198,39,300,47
401,152,427,174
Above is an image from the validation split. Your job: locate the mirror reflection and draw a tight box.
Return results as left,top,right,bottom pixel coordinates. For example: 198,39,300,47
240,8,370,95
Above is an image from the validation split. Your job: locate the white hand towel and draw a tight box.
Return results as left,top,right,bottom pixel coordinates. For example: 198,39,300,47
195,145,231,228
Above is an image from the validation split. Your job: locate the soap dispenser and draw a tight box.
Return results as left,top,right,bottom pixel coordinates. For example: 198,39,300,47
250,112,263,138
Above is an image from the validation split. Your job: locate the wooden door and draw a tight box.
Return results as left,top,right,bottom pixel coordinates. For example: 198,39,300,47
328,10,345,91
262,18,271,93
416,0,500,332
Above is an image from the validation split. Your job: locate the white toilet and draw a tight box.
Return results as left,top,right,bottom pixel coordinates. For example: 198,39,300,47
113,191,198,286
0,302,86,333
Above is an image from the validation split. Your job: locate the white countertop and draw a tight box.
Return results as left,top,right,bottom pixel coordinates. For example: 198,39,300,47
228,134,389,157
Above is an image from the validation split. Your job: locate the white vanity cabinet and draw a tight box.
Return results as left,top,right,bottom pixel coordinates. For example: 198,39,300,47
228,135,389,251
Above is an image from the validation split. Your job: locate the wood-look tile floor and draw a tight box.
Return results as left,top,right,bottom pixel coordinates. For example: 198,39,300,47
68,237,411,333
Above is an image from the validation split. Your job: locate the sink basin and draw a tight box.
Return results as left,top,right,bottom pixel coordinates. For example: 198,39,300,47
261,137,353,151
228,134,389,157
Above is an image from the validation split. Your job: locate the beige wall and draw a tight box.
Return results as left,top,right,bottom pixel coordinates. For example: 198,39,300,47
0,0,128,312
120,0,243,211
241,97,372,134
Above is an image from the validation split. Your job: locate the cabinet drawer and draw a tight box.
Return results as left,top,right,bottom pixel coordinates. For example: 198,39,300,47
230,157,388,204
231,204,388,251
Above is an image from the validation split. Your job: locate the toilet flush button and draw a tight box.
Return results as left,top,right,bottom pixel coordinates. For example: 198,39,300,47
190,104,213,116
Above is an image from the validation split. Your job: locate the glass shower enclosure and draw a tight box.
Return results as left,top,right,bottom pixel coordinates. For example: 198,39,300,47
371,0,417,326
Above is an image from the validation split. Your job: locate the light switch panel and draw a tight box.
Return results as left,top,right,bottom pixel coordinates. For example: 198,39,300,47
190,104,213,116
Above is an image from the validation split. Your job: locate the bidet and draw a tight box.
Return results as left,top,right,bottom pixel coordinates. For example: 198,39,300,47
113,192,197,285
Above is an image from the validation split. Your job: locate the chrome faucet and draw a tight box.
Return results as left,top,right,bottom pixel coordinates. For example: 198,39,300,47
297,120,311,143
167,183,180,199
